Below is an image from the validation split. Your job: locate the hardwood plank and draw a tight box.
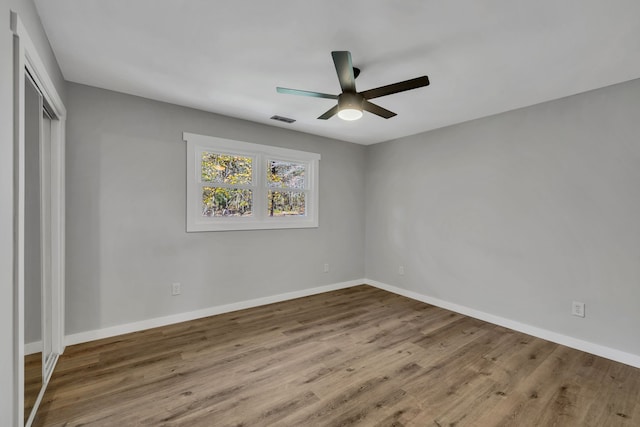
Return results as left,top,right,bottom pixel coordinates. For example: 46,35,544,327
33,285,640,426
24,352,42,421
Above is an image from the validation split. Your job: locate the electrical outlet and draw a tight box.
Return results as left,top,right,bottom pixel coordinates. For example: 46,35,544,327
323,263,329,273
399,265,405,276
571,301,585,317
171,282,181,296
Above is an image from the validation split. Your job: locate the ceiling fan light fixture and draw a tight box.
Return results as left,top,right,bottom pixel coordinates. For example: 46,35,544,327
337,92,363,121
338,107,363,121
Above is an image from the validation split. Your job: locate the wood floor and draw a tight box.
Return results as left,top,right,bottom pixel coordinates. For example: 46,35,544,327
34,285,640,426
25,352,43,421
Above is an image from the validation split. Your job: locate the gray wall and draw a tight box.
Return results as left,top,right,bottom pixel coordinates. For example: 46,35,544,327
0,0,66,423
65,83,366,335
365,78,640,356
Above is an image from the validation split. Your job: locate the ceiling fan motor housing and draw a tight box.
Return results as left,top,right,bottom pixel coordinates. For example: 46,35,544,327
338,92,363,111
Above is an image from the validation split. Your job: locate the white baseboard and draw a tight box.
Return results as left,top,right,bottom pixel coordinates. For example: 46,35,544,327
63,278,640,369
24,340,42,355
364,279,640,369
64,280,361,347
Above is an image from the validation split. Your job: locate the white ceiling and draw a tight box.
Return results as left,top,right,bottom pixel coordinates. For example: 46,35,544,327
35,0,640,145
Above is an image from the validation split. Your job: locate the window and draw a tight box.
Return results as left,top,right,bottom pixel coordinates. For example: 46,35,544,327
184,132,320,231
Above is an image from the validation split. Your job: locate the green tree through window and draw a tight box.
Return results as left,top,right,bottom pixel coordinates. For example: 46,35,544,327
268,160,306,216
201,153,253,217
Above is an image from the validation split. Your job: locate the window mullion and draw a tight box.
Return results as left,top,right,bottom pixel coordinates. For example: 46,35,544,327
254,154,265,221
200,182,254,190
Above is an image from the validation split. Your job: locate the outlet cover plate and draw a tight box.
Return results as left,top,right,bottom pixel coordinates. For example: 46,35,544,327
571,301,585,317
172,282,181,296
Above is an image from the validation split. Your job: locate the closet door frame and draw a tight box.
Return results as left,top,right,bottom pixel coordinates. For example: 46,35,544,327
12,11,66,427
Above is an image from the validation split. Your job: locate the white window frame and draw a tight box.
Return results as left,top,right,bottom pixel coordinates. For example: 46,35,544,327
184,132,320,232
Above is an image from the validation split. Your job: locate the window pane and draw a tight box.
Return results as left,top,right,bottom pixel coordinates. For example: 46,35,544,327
267,160,305,189
202,187,252,217
202,153,252,184
267,191,306,217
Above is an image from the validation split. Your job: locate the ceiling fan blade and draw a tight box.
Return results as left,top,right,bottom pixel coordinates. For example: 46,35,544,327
360,76,430,100
318,105,339,120
276,87,338,99
331,51,356,93
362,100,397,119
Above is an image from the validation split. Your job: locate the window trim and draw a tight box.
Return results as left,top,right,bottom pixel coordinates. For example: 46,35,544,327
184,132,320,232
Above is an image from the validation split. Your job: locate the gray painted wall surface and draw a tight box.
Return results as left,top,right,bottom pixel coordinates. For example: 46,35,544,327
365,78,640,356
1,0,66,422
65,83,366,335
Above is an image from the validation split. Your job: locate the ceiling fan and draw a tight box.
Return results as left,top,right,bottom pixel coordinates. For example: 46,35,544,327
276,51,430,121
